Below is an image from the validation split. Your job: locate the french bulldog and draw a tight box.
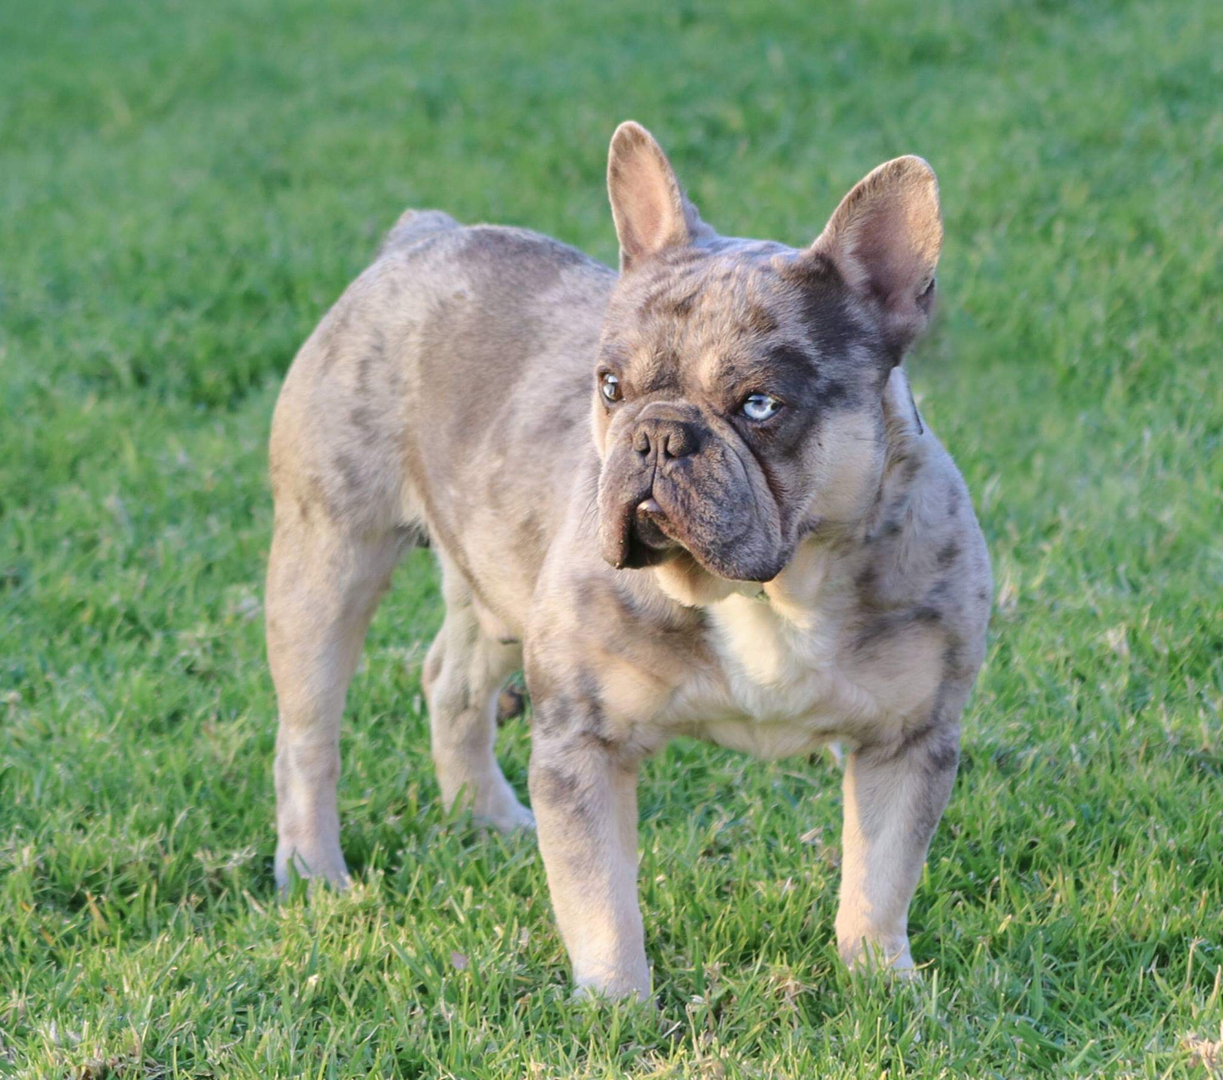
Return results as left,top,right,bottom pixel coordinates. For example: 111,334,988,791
266,121,991,999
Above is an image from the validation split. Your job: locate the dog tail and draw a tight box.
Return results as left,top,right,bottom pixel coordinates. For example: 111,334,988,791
380,208,461,255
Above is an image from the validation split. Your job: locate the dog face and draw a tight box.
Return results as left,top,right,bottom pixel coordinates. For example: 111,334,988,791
594,123,943,593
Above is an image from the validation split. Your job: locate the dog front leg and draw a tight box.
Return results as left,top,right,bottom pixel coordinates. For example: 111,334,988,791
835,721,960,973
528,714,650,1000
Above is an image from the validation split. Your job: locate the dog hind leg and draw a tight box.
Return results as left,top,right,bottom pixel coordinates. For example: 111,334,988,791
423,558,534,832
267,512,401,890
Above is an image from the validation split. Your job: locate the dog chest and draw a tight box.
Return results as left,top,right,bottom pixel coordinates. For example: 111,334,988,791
664,584,941,760
662,593,851,758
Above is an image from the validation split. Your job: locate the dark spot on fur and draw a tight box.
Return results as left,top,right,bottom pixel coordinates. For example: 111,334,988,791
316,307,353,371
350,405,380,446
532,691,569,734
531,763,585,813
764,343,814,371
575,668,611,744
529,754,609,827
947,485,961,518
306,472,346,525
355,331,387,397
895,716,939,757
925,732,960,774
513,510,546,556
781,257,870,359
664,291,697,318
866,717,961,842
598,578,703,645
855,603,943,652
296,498,311,523
784,249,840,288
866,489,912,543
637,283,669,312
745,305,779,336
817,379,850,408
333,452,363,491
927,578,954,602
853,615,892,651
942,641,971,681
936,541,960,569
574,578,599,615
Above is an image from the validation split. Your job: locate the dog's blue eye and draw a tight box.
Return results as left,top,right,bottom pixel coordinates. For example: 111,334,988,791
741,393,781,421
600,372,622,403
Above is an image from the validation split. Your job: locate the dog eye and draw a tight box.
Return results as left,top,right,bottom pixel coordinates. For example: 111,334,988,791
741,393,781,421
600,372,622,403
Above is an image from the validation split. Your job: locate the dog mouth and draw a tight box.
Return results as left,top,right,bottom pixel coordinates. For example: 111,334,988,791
618,497,682,569
601,486,790,583
599,484,683,570
598,434,791,582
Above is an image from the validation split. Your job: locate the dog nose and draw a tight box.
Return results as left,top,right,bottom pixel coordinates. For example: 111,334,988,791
632,417,697,460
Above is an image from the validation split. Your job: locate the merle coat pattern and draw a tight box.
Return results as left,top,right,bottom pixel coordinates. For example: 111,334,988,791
266,122,991,999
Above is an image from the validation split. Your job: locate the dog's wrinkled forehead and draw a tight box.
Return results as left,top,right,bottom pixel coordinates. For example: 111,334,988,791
601,120,944,406
601,244,874,398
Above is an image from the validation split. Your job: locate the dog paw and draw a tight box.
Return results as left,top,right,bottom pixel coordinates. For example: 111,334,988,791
838,935,916,977
448,772,536,834
274,842,350,895
475,799,536,834
570,962,655,1004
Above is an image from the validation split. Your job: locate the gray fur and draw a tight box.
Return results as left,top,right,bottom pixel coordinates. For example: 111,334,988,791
265,122,991,999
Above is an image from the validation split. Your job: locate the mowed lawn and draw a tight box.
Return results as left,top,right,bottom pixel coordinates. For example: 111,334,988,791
2,0,1221,1076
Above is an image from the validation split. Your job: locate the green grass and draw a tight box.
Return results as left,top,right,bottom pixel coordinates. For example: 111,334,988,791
2,0,1221,1075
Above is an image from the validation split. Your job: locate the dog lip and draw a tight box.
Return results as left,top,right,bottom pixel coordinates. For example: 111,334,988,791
601,489,674,569
632,503,674,551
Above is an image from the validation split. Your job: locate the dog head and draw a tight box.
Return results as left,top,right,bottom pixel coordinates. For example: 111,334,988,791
593,121,942,603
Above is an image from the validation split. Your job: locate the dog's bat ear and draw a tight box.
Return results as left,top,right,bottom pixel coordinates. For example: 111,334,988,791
607,121,708,272
810,156,943,350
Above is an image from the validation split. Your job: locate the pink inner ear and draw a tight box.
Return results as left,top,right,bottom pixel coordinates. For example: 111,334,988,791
618,176,671,256
817,157,941,315
843,194,938,307
608,123,695,265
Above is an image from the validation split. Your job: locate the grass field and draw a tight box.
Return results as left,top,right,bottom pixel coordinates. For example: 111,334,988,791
2,0,1222,1076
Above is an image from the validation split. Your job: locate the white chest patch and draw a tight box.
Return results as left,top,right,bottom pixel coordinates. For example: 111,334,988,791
654,542,946,760
653,584,859,759
710,594,841,718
